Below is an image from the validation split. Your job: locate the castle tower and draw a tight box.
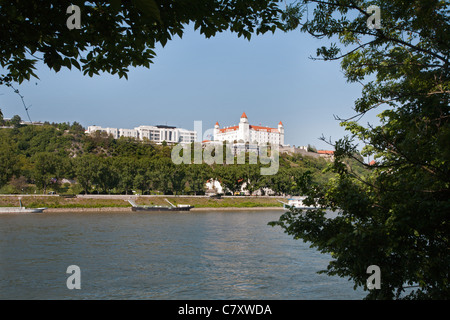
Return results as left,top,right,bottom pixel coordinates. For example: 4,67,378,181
213,122,219,140
239,112,250,142
278,121,284,146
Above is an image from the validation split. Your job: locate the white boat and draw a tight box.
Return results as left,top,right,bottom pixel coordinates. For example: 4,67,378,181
278,196,317,210
0,199,46,213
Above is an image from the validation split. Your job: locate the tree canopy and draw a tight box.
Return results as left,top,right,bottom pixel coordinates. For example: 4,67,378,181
0,0,287,84
270,0,449,299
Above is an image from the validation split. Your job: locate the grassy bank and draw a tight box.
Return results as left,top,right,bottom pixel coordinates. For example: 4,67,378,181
0,195,285,209
0,196,130,208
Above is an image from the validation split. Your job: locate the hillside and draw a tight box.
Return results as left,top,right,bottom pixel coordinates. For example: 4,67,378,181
0,122,368,196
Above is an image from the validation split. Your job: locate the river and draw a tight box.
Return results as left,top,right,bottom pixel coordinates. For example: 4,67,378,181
0,210,365,299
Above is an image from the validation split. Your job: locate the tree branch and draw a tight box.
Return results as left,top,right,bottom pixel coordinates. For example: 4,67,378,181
6,83,32,122
303,0,450,64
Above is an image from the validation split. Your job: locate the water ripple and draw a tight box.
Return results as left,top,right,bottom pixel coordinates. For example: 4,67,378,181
0,210,365,299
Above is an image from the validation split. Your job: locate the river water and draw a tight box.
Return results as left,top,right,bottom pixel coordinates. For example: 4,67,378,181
0,210,365,299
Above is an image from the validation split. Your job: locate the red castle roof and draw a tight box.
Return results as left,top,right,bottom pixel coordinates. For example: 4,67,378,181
318,150,334,155
218,125,239,133
249,125,278,132
216,112,279,133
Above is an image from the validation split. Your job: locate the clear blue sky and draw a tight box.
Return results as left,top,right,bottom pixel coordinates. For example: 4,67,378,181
0,24,381,151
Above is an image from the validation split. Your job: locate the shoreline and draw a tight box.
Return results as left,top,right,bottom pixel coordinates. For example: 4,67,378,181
1,195,287,213
41,206,285,213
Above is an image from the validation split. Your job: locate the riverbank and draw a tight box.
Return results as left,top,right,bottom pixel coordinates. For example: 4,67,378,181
0,195,286,212
40,207,284,213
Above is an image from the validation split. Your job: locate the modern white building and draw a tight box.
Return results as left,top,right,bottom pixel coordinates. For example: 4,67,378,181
86,126,119,138
213,112,285,146
86,124,197,144
119,128,139,140
134,125,196,144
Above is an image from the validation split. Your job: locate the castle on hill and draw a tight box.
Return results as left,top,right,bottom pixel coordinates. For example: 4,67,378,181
212,112,285,146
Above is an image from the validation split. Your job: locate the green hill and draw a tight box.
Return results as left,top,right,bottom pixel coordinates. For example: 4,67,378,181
0,121,367,196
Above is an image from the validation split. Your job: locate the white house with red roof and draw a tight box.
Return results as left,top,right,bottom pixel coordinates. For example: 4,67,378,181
213,112,285,146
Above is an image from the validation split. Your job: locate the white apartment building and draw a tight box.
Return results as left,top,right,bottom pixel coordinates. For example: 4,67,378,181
86,124,196,144
135,125,196,144
86,126,119,138
213,112,285,146
119,128,139,139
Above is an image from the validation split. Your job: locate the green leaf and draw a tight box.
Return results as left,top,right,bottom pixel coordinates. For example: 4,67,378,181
110,0,122,13
71,58,81,70
132,0,161,24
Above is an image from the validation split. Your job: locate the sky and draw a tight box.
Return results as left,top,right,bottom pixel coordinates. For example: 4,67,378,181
0,23,382,152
